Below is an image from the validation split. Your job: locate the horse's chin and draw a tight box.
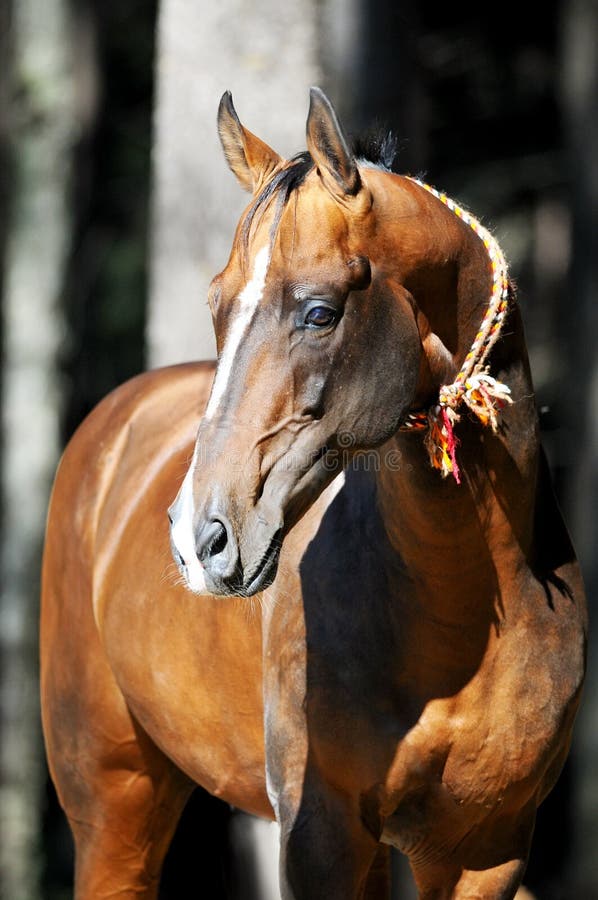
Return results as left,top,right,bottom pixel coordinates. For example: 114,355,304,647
238,459,346,598
240,529,282,597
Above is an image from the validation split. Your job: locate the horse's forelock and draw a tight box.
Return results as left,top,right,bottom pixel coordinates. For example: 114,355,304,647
240,151,314,265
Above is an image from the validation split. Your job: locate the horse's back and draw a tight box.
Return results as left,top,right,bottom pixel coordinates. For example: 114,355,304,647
40,362,271,821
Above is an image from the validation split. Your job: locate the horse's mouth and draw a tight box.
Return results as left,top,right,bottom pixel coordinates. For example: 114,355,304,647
242,529,282,596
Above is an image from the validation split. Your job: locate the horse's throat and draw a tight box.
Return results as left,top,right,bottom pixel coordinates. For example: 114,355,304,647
375,435,534,628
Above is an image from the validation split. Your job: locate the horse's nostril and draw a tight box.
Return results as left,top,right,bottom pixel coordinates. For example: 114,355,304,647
207,521,228,557
197,518,229,563
196,516,240,585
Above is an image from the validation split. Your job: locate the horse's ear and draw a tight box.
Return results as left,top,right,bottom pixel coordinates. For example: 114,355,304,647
217,91,283,194
306,87,361,199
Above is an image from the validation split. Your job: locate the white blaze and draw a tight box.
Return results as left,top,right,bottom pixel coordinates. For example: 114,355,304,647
204,245,271,421
170,443,208,593
170,245,271,593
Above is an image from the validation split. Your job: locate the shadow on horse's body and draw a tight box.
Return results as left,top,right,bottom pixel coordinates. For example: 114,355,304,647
40,89,586,899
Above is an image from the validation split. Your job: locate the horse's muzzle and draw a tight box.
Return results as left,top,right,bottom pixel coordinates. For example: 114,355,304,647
193,514,281,596
169,493,283,597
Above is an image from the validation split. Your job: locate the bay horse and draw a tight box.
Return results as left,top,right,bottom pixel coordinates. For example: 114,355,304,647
41,88,586,899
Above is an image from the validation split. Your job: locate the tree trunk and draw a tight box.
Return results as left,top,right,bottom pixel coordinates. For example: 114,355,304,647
0,1,76,896
147,0,322,366
559,0,598,892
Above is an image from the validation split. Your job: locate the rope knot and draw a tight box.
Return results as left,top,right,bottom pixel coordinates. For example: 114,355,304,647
438,382,464,410
402,178,514,483
461,369,512,431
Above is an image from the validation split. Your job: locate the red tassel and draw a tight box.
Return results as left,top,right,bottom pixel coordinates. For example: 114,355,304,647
442,408,461,484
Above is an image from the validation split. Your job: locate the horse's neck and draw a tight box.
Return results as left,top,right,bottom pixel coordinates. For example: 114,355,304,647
377,174,507,377
378,178,540,620
376,379,540,627
371,176,539,604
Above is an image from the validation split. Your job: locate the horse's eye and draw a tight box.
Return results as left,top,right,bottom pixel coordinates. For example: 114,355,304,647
304,306,337,329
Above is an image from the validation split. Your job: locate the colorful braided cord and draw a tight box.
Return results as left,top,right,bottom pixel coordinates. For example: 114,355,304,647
400,178,513,483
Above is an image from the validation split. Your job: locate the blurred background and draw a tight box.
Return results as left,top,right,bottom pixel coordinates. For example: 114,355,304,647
0,0,596,897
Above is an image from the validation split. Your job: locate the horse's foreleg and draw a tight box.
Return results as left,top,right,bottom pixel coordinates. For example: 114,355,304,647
409,812,534,900
46,679,193,899
68,723,193,899
450,858,529,900
409,856,529,900
363,844,392,899
41,589,193,898
277,783,381,900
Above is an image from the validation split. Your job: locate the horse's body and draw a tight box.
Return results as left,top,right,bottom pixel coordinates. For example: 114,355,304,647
41,89,586,899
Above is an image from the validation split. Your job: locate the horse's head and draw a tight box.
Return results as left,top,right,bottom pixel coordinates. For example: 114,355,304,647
169,88,427,596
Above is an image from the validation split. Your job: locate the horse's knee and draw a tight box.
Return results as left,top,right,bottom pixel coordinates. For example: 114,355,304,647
278,792,380,900
73,817,161,900
452,858,528,899
411,855,527,900
51,706,192,899
69,757,192,899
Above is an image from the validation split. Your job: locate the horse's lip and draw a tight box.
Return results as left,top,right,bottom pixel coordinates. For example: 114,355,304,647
243,530,282,596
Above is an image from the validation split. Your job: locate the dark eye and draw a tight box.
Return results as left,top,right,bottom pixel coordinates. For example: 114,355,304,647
304,305,337,329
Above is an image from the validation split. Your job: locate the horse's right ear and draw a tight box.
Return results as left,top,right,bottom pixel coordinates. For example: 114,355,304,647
217,92,283,194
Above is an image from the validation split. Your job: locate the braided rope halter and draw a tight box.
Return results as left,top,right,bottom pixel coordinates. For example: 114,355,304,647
399,179,513,484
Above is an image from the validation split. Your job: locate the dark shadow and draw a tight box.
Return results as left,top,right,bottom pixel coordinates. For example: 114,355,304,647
525,757,575,900
159,795,266,900
159,788,235,900
41,775,75,900
287,462,500,888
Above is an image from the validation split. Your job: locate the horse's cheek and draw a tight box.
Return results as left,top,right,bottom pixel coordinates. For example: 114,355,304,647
350,302,421,436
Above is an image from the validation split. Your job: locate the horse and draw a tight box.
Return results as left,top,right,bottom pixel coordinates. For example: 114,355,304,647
40,87,587,899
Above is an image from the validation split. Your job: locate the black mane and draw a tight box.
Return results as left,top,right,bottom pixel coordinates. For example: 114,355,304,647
241,151,314,258
351,129,400,172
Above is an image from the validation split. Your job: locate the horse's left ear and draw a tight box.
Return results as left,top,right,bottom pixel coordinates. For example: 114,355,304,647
306,87,362,200
218,91,283,194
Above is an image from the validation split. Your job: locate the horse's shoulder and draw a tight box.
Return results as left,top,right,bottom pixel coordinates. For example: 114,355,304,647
72,362,214,451
50,362,215,542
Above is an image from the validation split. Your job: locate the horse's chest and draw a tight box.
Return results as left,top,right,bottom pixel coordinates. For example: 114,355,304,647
378,643,569,853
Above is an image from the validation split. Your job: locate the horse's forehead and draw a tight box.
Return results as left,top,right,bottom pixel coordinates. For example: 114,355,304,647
273,180,353,265
288,175,350,231
224,174,355,286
